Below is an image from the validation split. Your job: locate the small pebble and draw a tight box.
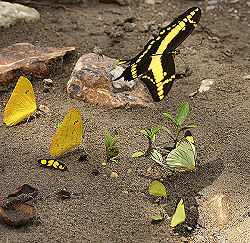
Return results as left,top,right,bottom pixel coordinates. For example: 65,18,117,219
43,78,53,85
208,0,217,5
230,0,239,3
189,91,197,99
39,104,50,113
127,168,132,174
236,227,244,234
110,172,118,178
199,79,215,93
206,5,216,10
144,0,156,4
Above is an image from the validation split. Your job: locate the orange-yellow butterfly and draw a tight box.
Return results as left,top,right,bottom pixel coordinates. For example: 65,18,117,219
4,76,37,126
50,107,83,157
170,199,186,227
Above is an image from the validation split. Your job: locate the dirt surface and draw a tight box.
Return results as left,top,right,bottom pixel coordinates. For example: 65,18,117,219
0,0,249,242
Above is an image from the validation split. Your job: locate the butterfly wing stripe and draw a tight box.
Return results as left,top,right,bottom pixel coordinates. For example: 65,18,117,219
140,53,175,101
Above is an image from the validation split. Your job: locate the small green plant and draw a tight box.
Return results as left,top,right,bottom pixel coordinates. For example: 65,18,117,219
104,129,120,162
132,126,161,158
162,102,197,145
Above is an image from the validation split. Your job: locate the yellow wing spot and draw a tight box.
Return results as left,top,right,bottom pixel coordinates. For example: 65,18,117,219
147,44,152,50
117,60,127,65
160,30,165,35
183,18,187,22
171,75,175,79
53,161,59,168
193,23,197,27
190,11,196,16
159,95,164,100
47,160,54,166
175,25,182,31
179,21,185,29
59,165,64,170
156,36,161,41
158,90,164,96
187,15,195,24
163,72,167,76
40,160,47,165
167,27,171,30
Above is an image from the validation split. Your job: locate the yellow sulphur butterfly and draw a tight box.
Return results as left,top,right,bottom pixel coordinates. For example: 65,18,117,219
4,76,37,126
149,180,167,197
170,198,186,227
50,107,83,157
166,130,196,170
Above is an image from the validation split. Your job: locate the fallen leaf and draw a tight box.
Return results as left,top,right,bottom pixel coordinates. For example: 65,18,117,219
0,202,36,226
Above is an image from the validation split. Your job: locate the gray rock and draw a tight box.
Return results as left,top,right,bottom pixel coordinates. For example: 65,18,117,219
99,0,129,5
0,1,40,28
207,0,218,5
67,53,154,109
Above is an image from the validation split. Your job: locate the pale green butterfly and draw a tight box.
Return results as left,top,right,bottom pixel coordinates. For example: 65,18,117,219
170,198,186,227
149,180,167,197
166,130,196,170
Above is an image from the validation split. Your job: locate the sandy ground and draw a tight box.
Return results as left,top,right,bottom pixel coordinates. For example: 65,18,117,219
0,0,249,242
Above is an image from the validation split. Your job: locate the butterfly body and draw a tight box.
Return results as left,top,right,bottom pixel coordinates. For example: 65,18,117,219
50,107,83,157
4,76,37,126
115,7,201,101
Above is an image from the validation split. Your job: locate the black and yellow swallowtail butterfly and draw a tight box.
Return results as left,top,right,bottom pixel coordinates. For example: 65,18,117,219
114,7,201,101
38,159,68,171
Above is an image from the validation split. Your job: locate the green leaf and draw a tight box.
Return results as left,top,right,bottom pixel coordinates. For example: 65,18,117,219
107,146,119,158
140,129,149,136
152,215,164,221
146,129,152,136
104,129,111,148
170,199,186,227
179,125,197,132
149,180,167,197
163,113,178,126
161,126,175,141
176,102,189,126
110,157,118,163
132,152,144,158
151,126,162,136
152,134,156,143
109,137,120,148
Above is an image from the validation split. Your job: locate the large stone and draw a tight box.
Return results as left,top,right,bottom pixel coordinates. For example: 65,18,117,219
0,43,75,89
67,53,154,109
0,1,40,28
99,0,129,5
203,193,230,226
